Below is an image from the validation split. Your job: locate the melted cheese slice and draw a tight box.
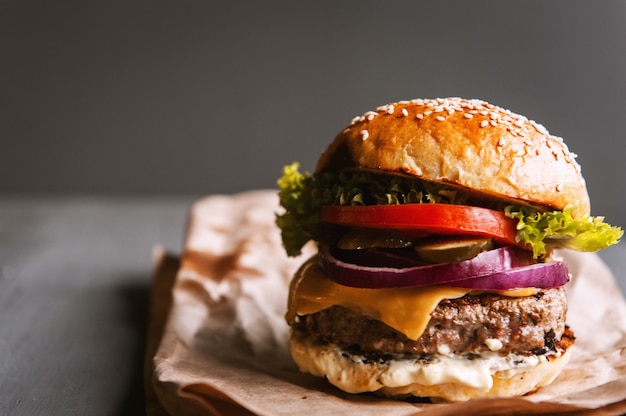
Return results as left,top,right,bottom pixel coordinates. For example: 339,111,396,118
286,256,538,341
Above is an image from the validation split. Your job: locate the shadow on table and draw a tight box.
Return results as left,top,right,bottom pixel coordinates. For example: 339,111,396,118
113,253,181,416
114,277,153,416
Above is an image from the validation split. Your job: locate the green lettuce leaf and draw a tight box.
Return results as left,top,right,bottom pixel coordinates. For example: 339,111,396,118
505,206,623,258
276,162,471,256
276,162,623,258
276,162,317,257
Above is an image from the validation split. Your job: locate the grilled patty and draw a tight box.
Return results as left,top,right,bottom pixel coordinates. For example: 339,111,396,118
294,288,567,356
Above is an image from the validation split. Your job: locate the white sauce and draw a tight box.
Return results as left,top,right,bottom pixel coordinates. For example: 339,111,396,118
484,338,504,352
291,334,559,394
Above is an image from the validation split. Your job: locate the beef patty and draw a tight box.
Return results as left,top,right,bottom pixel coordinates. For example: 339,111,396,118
293,287,567,356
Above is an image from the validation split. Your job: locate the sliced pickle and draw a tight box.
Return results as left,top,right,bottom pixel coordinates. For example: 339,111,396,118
413,237,494,264
336,228,413,250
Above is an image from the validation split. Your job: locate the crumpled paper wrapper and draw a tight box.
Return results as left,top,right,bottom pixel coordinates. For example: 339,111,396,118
146,190,626,415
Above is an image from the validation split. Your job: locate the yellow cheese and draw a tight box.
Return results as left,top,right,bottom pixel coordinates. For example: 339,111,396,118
286,255,539,341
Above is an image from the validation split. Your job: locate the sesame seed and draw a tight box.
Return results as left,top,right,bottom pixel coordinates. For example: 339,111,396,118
351,116,363,125
497,138,505,147
364,111,377,120
402,108,409,116
535,123,549,135
556,184,563,192
464,113,473,119
387,105,395,114
489,120,497,127
360,130,369,141
416,113,424,119
480,120,489,128
436,115,445,121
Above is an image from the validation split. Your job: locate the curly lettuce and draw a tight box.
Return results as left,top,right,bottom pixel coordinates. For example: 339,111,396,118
505,206,623,258
276,162,477,255
276,163,317,256
277,162,623,258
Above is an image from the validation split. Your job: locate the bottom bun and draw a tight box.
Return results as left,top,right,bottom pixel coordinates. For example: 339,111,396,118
290,329,574,402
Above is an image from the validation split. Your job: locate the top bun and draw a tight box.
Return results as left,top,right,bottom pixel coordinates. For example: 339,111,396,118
316,98,590,217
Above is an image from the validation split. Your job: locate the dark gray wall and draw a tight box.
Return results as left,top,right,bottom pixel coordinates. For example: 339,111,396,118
2,1,625,226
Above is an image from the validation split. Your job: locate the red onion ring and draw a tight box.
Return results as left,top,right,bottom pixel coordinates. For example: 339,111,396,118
318,244,568,290
451,261,570,290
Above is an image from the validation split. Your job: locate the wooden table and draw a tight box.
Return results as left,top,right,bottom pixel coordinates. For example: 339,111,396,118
1,196,624,415
0,196,195,415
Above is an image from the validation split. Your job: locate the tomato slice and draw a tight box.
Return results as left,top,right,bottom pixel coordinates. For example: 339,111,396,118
320,204,519,246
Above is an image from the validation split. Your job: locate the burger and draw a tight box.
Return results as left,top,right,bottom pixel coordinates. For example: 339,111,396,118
275,98,622,401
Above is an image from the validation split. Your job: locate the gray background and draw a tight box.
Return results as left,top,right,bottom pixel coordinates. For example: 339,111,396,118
1,1,625,225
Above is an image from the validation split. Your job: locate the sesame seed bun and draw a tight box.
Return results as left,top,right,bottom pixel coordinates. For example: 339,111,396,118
315,98,590,217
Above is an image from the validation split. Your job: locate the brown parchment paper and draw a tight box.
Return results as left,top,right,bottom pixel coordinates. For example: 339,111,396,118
147,190,626,415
